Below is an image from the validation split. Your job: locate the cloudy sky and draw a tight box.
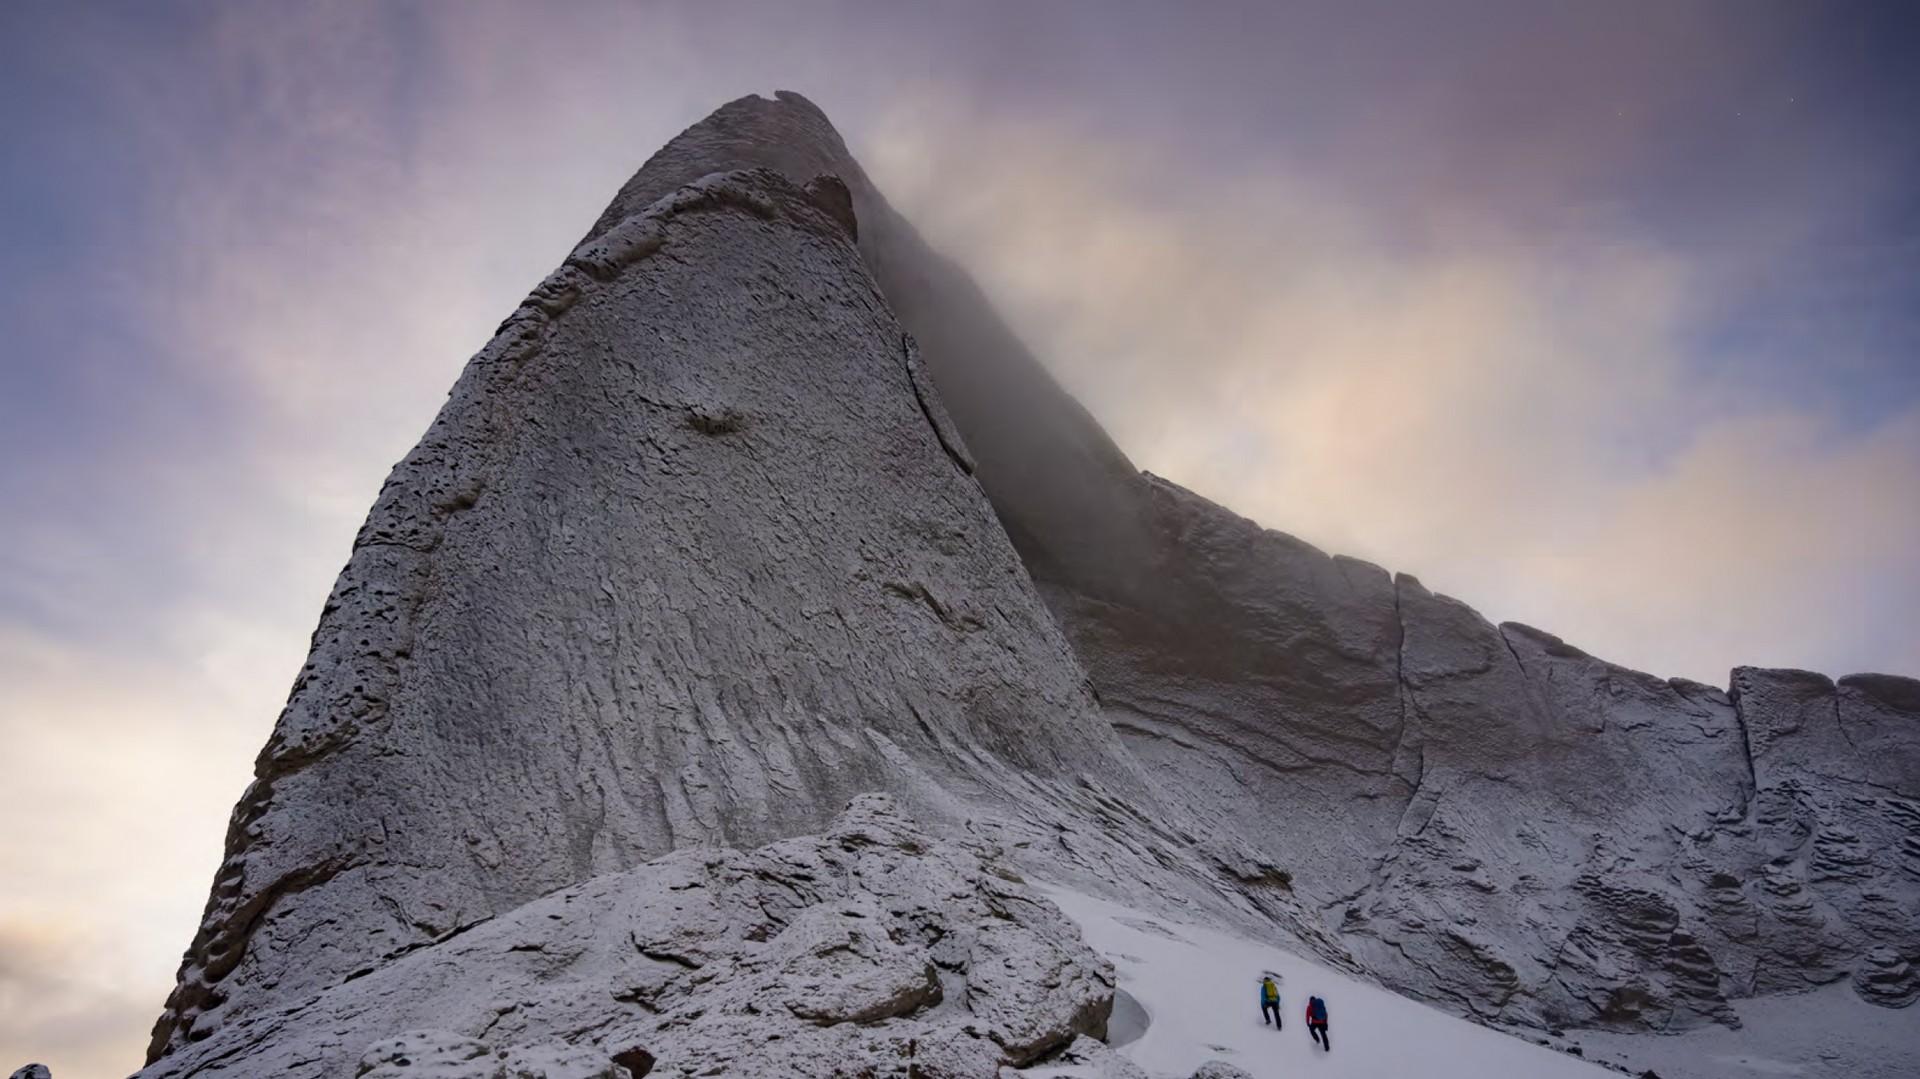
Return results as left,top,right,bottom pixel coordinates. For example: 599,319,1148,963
2,2,1916,1072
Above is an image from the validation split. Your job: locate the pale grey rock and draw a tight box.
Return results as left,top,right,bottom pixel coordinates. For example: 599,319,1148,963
1187,1062,1254,1079
139,797,1113,1079
1036,1035,1148,1079
720,85,1920,1046
147,143,1336,1070
145,162,1145,1059
357,1030,526,1079
582,92,1157,610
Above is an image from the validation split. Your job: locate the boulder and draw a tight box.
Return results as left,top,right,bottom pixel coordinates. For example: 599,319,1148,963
140,797,1113,1078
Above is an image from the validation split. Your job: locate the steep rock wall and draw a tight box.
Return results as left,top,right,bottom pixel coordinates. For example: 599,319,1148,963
602,94,1920,1036
148,166,1278,1063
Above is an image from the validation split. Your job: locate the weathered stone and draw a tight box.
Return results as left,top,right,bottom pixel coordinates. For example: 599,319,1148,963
139,797,1115,1079
1188,1062,1255,1079
1853,946,1919,1008
1038,1035,1149,1079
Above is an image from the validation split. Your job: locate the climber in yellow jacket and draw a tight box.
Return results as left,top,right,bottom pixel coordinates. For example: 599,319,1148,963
1259,974,1282,1029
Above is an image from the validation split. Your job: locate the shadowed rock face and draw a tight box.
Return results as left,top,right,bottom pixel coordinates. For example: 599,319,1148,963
147,90,1917,1074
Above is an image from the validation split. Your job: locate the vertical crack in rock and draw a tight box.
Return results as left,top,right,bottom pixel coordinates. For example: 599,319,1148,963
901,332,977,477
1728,677,1760,802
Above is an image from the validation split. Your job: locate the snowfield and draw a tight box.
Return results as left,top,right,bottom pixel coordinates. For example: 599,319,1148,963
1571,979,1920,1079
1034,887,1615,1079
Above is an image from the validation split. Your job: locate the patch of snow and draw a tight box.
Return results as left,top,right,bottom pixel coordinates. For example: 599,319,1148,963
1570,979,1920,1079
1031,886,1613,1079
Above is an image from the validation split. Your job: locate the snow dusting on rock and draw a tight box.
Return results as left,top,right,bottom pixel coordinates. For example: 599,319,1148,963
127,91,1920,1079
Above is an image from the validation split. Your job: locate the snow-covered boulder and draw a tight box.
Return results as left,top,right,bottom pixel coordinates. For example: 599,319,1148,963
138,796,1114,1078
1187,1062,1254,1079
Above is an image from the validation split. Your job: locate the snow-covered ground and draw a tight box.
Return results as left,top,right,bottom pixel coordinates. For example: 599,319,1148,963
1571,979,1920,1079
1034,887,1614,1079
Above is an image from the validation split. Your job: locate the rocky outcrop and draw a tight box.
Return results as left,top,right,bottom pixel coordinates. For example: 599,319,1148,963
140,797,1117,1078
1187,1063,1255,1079
10,1066,51,1079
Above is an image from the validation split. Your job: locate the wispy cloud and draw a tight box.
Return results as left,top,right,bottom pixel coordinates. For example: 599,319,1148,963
865,99,1920,681
0,917,159,1077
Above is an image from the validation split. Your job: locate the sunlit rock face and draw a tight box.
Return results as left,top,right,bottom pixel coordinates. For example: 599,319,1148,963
144,91,1916,1077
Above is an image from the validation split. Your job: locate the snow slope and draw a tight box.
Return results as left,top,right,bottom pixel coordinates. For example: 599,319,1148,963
1571,980,1920,1079
1036,887,1614,1079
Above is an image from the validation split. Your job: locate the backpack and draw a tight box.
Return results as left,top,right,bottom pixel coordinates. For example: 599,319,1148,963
1308,996,1327,1022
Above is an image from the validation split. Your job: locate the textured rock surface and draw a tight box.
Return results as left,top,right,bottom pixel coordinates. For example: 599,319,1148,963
617,99,1905,1036
1186,1063,1254,1079
613,95,1920,1039
582,92,1157,608
1029,1035,1149,1079
140,797,1116,1078
1077,491,1920,1033
147,120,1333,1068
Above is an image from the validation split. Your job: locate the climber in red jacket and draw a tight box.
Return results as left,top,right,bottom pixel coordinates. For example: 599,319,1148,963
1305,994,1330,1051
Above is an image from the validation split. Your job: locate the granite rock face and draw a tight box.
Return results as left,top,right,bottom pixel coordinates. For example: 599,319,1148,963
140,797,1117,1079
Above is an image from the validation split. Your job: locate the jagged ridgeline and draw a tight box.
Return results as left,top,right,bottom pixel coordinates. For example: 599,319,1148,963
143,92,1917,1078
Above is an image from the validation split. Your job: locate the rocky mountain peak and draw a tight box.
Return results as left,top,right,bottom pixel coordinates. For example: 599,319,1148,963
137,92,1919,1079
